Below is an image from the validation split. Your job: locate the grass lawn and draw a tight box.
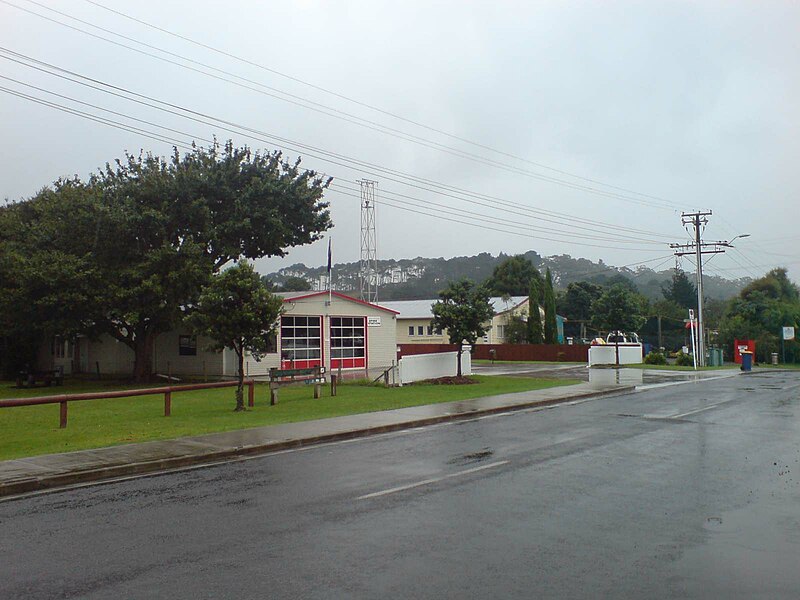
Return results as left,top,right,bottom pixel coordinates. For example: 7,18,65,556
623,363,738,371
0,375,578,460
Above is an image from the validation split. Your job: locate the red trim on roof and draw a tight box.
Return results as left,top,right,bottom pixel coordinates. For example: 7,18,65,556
281,291,400,315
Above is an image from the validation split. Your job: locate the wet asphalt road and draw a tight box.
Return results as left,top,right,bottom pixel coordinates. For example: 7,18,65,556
2,371,799,599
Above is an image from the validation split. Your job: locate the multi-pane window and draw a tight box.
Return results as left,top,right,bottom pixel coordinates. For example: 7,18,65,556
417,325,424,336
179,335,197,356
280,316,322,368
408,325,415,336
330,316,366,369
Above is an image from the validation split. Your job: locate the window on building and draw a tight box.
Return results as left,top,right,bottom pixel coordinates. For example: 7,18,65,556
330,316,366,369
497,325,505,339
52,336,65,359
427,325,434,336
280,316,322,368
264,332,278,354
179,335,197,356
417,325,424,336
408,326,415,336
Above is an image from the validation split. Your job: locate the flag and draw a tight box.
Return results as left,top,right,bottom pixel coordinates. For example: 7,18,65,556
326,238,332,275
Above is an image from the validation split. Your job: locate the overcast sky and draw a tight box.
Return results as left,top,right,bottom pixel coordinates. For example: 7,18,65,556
1,0,798,282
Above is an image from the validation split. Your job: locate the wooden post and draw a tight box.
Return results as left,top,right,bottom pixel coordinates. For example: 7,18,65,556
270,384,278,406
330,374,337,397
383,369,389,386
59,401,68,428
164,390,171,416
314,381,321,399
248,381,254,407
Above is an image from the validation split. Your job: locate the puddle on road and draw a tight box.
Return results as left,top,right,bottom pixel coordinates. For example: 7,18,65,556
448,448,494,465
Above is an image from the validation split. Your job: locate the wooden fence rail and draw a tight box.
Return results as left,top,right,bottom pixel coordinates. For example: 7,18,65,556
0,380,256,429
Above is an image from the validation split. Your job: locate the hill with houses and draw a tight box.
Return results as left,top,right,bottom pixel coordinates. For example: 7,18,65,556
264,251,750,301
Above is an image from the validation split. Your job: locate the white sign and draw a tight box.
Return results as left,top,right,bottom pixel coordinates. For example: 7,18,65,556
367,316,381,327
783,326,795,340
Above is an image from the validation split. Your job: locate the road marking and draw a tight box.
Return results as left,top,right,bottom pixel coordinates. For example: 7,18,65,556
635,372,738,392
357,460,510,500
667,402,726,419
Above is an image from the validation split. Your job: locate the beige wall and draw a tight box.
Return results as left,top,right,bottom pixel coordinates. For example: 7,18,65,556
153,331,225,377
396,318,450,344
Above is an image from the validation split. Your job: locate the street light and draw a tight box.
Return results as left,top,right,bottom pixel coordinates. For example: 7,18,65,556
725,233,751,247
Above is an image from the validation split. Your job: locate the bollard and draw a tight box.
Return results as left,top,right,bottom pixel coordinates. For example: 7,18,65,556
60,401,68,428
248,381,255,407
330,374,338,397
164,390,171,416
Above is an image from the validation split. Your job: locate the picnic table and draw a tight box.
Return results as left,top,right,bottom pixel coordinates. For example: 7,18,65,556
16,366,64,388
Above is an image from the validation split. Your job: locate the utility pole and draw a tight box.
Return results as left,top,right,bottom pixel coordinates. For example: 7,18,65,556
358,180,378,303
669,211,734,367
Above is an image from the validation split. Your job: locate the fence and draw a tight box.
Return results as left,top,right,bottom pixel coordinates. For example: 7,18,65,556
0,380,256,428
398,344,588,362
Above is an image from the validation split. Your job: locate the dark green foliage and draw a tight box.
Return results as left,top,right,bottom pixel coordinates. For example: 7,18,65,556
662,268,696,310
643,351,667,365
543,268,558,344
431,279,495,377
486,255,543,296
718,268,800,363
2,142,331,380
527,279,543,344
557,281,603,322
279,276,313,292
189,262,284,411
675,350,694,366
504,314,529,344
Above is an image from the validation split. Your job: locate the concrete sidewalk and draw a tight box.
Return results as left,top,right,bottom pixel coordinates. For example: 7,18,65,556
0,382,632,499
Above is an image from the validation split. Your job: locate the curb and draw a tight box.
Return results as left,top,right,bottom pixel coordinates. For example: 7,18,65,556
0,385,634,499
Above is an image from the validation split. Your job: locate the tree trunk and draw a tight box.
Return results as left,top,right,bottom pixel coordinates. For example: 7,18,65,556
132,331,156,382
235,345,245,412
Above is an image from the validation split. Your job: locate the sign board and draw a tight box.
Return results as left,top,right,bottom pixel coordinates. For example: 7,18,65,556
783,326,795,340
367,316,381,327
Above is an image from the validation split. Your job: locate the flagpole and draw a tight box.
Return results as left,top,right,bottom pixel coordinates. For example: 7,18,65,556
327,238,332,304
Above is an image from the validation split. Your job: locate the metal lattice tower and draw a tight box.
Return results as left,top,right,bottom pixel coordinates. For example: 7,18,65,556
358,180,378,303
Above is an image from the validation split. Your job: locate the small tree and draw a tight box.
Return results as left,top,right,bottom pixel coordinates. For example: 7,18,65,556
504,311,529,344
590,284,647,365
431,279,495,377
527,279,544,344
543,268,558,344
190,262,284,411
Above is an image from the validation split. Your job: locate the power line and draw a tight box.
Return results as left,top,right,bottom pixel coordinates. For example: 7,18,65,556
0,85,666,252
81,0,679,208
4,0,680,212
0,48,677,244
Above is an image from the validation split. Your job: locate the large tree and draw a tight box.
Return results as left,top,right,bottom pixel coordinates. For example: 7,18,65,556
591,284,648,365
4,142,331,380
486,255,542,296
543,268,558,344
662,268,697,310
189,262,284,411
431,279,495,377
527,278,544,344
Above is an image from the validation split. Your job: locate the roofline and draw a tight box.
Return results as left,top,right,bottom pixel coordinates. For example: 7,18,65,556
280,291,400,315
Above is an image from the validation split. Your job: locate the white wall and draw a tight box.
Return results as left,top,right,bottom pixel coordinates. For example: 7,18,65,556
588,344,644,366
398,350,472,384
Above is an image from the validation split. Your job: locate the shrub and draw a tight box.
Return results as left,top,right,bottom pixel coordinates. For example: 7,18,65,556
675,351,694,366
644,351,667,365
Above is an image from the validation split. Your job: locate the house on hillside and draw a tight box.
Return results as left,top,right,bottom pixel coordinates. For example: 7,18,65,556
38,292,399,379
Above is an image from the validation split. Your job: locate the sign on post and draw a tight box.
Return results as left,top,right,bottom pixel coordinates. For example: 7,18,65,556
367,316,381,327
783,326,795,340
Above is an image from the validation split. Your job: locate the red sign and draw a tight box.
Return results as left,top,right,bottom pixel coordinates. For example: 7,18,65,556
734,339,756,364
